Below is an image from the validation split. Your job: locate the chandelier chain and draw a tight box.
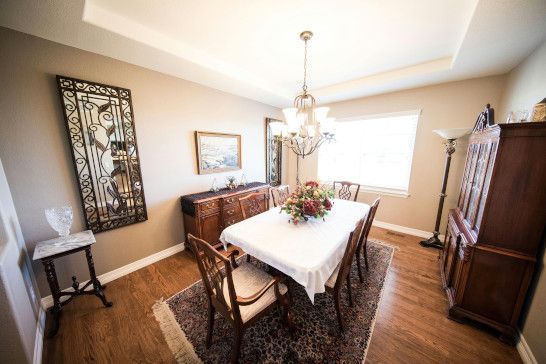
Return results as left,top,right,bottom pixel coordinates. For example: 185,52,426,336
302,38,308,93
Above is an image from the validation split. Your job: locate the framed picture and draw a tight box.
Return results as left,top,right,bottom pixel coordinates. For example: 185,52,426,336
195,131,242,174
265,118,282,186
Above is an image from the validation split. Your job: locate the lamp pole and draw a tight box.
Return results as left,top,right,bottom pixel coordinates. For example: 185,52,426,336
420,138,457,249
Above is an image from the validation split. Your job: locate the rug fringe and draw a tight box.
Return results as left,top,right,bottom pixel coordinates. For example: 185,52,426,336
152,299,202,364
361,244,395,363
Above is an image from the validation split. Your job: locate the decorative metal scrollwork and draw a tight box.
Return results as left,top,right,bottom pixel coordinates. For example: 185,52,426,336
57,76,147,233
265,118,282,186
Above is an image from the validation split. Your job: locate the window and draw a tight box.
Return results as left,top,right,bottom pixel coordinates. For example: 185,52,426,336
318,111,419,196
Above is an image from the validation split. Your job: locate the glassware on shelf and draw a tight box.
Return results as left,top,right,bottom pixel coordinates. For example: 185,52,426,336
45,205,73,237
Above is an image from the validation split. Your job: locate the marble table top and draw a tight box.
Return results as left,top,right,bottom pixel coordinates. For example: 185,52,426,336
33,230,95,260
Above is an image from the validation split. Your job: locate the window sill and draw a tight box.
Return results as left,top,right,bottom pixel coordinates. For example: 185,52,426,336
358,186,410,198
320,180,410,198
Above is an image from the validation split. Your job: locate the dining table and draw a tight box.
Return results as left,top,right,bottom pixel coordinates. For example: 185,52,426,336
220,198,370,303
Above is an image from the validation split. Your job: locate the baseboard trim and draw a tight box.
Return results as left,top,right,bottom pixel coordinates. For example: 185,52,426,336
517,331,537,364
373,220,445,241
33,306,46,364
41,243,185,309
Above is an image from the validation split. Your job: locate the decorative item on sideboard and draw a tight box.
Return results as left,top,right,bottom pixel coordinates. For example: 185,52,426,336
209,178,219,192
226,176,238,190
531,97,546,122
239,173,247,187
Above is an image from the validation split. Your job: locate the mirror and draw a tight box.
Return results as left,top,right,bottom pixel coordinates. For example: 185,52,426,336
57,76,147,233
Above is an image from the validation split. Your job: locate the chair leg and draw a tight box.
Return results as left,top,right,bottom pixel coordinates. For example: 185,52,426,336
346,274,354,307
363,241,369,271
231,326,244,364
206,302,215,348
334,293,344,331
356,244,363,283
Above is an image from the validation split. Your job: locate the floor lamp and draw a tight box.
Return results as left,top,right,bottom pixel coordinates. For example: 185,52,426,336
420,128,470,249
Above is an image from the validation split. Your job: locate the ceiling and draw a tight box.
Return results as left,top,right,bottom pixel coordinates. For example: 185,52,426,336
1,0,545,107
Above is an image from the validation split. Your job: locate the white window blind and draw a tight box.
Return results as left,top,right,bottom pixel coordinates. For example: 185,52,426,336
318,111,419,195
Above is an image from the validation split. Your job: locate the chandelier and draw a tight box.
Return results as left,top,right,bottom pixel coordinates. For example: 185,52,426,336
270,31,336,161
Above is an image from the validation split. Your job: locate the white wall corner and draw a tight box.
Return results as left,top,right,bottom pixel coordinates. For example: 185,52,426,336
517,332,537,364
41,243,185,309
33,306,46,364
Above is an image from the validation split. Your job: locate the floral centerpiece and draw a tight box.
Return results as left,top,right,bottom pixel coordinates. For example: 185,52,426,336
281,181,334,224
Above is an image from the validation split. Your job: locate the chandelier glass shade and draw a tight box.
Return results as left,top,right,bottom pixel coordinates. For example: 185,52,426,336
269,30,336,159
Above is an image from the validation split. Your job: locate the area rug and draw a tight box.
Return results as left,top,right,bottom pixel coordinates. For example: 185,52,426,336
153,241,394,363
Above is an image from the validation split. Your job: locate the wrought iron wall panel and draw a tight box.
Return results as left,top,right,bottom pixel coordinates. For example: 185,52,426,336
265,118,282,186
57,76,147,233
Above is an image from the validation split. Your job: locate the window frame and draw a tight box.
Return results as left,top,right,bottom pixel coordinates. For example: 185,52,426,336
318,109,421,198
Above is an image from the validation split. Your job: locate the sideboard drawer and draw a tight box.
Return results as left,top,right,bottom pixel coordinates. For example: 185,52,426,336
223,205,241,219
222,196,238,205
224,216,243,227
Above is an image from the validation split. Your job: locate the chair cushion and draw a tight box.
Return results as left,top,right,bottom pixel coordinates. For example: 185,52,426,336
325,263,341,288
222,262,287,323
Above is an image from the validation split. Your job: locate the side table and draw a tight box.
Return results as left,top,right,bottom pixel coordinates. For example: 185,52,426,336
33,230,112,337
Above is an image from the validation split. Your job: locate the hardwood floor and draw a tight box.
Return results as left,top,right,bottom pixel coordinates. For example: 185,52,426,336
42,227,522,363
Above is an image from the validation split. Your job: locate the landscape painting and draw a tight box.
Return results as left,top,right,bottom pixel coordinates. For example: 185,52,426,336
195,131,241,174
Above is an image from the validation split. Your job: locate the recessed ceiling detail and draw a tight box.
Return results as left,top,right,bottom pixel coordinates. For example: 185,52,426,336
1,0,545,107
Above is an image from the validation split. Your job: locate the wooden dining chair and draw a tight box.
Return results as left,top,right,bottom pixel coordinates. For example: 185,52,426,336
188,234,292,364
324,217,366,331
271,185,290,207
355,198,381,282
333,181,360,201
238,192,268,220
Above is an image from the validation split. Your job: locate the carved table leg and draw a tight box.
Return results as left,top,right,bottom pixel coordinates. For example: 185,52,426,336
43,259,62,338
85,247,112,307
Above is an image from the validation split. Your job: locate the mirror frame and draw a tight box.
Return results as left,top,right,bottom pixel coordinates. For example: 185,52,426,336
56,75,148,233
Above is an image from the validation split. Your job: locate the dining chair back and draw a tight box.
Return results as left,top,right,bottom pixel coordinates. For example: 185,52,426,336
333,181,360,201
356,198,381,282
324,217,366,331
334,217,366,293
271,185,290,207
238,192,268,219
188,233,241,321
188,233,292,363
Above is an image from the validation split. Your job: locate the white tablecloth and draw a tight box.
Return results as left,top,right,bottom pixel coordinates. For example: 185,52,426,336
220,199,370,303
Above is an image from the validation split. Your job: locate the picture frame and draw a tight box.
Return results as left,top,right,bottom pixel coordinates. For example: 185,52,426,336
195,131,242,174
265,118,282,186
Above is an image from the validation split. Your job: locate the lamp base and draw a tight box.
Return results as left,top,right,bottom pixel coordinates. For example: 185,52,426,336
420,235,444,249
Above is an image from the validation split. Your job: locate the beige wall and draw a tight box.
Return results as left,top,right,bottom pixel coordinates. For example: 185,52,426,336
499,40,546,363
288,75,506,234
0,27,280,296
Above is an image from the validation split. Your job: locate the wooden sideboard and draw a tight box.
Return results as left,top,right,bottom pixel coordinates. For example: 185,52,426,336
441,122,546,344
181,182,270,249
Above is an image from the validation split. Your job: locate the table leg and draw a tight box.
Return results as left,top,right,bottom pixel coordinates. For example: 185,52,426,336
85,247,112,307
43,259,62,338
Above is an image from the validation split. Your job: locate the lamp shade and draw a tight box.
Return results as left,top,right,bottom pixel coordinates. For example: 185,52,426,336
433,128,471,140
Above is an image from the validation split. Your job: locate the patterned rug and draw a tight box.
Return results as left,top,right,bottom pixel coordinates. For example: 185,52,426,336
153,241,394,363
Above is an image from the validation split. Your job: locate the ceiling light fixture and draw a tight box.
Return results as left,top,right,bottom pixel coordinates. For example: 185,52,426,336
269,30,336,184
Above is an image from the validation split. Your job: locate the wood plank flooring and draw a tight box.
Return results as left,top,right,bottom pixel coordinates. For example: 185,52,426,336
42,227,522,363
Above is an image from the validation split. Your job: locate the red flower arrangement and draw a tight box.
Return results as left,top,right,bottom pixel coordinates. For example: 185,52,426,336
281,181,334,224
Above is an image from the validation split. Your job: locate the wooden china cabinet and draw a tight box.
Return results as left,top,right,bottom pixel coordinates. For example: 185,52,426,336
181,182,270,250
441,122,546,343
